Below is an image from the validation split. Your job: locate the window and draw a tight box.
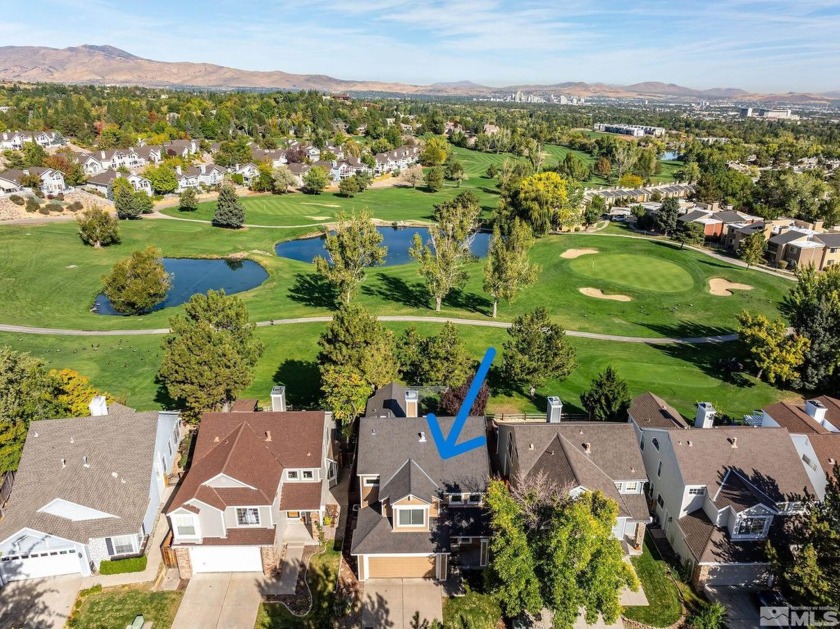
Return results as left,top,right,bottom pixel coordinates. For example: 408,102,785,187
173,515,197,537
449,494,463,504
236,507,260,526
640,436,645,451
736,516,768,536
468,493,481,504
688,487,706,495
110,534,136,555
302,470,314,480
657,494,664,508
802,454,818,472
288,471,299,480
652,438,660,451
657,461,662,477
624,481,640,493
397,508,425,527
363,477,379,487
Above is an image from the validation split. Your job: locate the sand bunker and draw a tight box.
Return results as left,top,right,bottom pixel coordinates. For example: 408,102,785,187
579,287,633,302
709,278,753,296
301,203,340,208
306,216,331,220
561,248,599,259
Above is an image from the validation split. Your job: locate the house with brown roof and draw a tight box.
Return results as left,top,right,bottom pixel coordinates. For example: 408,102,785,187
495,401,651,555
633,396,814,587
165,391,338,577
0,400,181,583
351,386,490,581
752,397,840,500
0,167,66,195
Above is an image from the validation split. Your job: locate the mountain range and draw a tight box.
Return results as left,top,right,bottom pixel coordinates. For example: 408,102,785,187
0,44,834,103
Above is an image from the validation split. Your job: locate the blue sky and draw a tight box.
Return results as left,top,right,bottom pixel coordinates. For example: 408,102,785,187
3,0,840,92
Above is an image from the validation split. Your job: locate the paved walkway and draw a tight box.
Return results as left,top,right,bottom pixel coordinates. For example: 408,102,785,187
0,575,82,629
0,315,738,344
275,545,303,596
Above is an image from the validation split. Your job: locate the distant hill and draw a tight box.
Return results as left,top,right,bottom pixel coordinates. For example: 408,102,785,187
0,44,834,102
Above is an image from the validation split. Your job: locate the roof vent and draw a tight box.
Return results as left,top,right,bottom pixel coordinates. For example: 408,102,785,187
419,431,426,443
111,472,118,478
60,458,66,469
265,431,272,442
529,443,534,450
687,440,693,447
829,457,836,465
70,437,74,444
33,431,38,438
83,456,89,468
121,478,126,484
730,436,738,448
214,436,220,443
371,428,376,436
583,442,592,454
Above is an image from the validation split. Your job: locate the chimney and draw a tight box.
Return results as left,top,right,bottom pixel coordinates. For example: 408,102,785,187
805,400,827,425
418,431,426,443
695,402,715,428
583,442,592,454
270,386,286,412
730,436,738,448
89,395,108,417
175,165,182,175
546,397,563,423
405,389,418,418
265,431,272,442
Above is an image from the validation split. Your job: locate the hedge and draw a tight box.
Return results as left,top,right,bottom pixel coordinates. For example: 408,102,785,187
99,555,147,575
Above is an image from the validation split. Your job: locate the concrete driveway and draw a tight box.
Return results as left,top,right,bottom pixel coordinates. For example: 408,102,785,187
171,573,263,629
0,575,82,629
362,579,443,628
705,586,760,629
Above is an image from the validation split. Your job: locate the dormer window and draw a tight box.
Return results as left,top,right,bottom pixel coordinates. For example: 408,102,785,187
302,471,314,480
449,494,463,504
468,493,481,504
288,471,299,480
736,515,769,537
236,507,260,526
397,508,426,527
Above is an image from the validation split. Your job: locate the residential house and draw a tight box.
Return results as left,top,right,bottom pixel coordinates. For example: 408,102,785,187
251,148,287,169
85,170,153,198
494,400,651,555
0,130,63,150
630,394,813,587
748,397,840,500
0,399,181,583
166,390,338,577
232,162,260,186
0,168,66,195
766,228,825,269
351,386,490,581
175,164,226,192
165,139,201,159
677,209,760,240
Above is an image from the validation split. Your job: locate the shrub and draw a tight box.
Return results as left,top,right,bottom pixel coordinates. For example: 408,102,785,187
69,201,84,211
9,194,24,205
56,192,65,201
38,206,50,215
34,189,44,198
47,202,64,212
98,555,147,575
47,194,54,200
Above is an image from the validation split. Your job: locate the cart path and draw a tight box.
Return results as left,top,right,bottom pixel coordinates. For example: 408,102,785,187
0,315,739,344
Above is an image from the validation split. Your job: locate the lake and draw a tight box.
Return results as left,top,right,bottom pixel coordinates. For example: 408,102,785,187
275,226,492,266
661,151,680,161
93,257,269,316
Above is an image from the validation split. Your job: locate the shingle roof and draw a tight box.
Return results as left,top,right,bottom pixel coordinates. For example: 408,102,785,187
769,229,810,245
762,396,840,435
808,435,840,474
679,509,767,564
816,233,840,248
379,459,439,504
667,426,814,502
0,406,163,545
279,483,323,510
350,503,450,555
629,392,689,429
503,422,649,521
365,383,409,418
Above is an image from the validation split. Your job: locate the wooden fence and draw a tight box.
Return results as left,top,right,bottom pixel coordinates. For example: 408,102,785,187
0,471,15,517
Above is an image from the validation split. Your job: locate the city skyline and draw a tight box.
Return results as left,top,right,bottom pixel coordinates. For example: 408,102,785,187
2,0,840,93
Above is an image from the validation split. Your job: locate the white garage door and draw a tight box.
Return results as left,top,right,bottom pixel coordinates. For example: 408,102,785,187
190,546,263,573
0,548,84,581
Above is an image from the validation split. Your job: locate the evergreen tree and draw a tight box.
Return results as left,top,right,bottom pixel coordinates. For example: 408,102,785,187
674,222,705,249
419,322,474,388
503,307,576,394
424,166,444,192
654,196,680,236
102,246,171,315
159,290,264,422
114,184,142,219
213,184,245,228
580,366,631,421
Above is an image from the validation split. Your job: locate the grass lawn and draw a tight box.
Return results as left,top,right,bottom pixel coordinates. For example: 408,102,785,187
255,549,340,629
623,541,683,627
0,319,794,420
68,584,182,629
443,591,502,628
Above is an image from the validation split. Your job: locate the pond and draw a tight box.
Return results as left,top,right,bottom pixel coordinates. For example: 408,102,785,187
93,257,269,316
275,226,492,266
661,151,680,161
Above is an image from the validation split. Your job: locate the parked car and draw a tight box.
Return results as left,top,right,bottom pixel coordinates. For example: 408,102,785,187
756,589,788,609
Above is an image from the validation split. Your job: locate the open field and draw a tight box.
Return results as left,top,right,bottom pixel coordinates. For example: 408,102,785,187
0,321,793,420
0,222,788,338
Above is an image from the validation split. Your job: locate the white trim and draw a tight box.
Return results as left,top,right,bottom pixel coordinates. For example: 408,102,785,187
394,506,426,527
235,506,262,527
203,473,255,490
171,514,201,540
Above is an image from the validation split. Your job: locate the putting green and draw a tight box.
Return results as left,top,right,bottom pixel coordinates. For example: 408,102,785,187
567,253,694,294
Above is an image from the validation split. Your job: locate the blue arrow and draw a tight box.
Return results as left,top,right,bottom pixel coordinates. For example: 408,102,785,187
426,347,495,460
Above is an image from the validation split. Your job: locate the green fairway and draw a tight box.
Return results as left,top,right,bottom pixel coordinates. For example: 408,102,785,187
568,253,695,293
0,320,793,421
0,221,788,338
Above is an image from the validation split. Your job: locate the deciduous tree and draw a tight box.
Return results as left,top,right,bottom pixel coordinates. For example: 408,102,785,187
503,307,576,394
102,246,171,315
483,219,539,318
159,290,264,422
514,171,579,235
272,165,298,193
439,376,490,417
178,187,198,211
48,368,111,417
738,311,809,384
144,164,178,194
410,192,480,310
424,166,444,192
77,206,120,248
401,164,424,188
314,210,386,304
420,136,450,166
738,231,767,268
302,166,330,194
